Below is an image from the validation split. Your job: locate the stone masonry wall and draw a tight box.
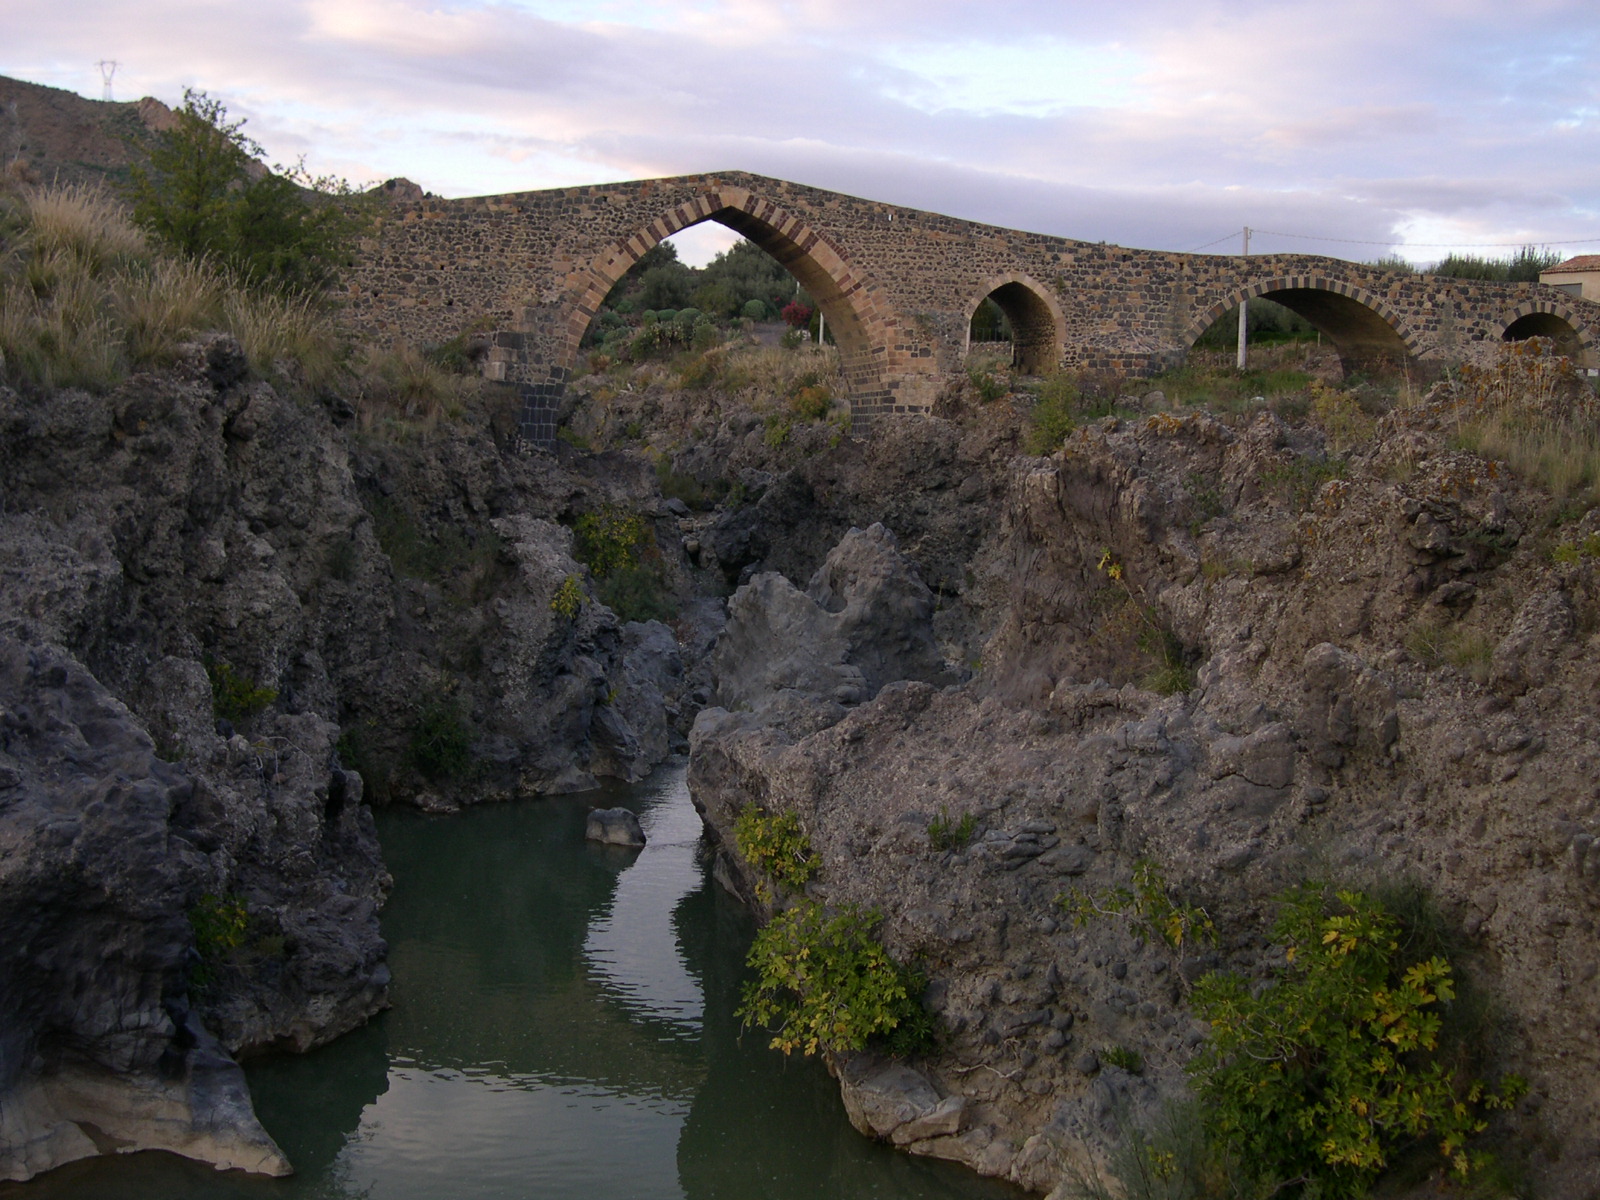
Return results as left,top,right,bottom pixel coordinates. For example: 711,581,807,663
339,171,1600,437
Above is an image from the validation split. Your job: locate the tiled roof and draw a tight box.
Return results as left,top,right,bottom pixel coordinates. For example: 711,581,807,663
1543,255,1600,274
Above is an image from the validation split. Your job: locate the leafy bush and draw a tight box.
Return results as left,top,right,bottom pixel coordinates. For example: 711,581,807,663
189,892,249,985
126,89,370,296
1062,859,1215,952
190,893,249,955
733,806,817,899
739,900,933,1057
741,298,768,320
1100,1045,1144,1074
573,505,648,578
781,300,812,329
1189,885,1524,1193
205,659,277,723
408,700,472,781
550,573,584,619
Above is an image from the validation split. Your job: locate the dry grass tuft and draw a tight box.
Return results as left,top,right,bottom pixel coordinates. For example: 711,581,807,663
25,184,147,274
1447,339,1600,502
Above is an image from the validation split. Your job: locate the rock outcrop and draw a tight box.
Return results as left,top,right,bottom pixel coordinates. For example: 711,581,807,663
689,405,1600,1198
0,639,291,1181
0,345,698,1177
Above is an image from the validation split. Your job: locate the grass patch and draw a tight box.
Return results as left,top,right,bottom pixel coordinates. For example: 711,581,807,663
927,808,977,851
1406,619,1494,683
1259,455,1348,513
369,493,506,601
1448,339,1600,503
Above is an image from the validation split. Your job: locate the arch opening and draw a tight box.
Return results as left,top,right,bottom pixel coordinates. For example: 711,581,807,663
1503,311,1584,360
1255,288,1410,373
1185,283,1412,377
966,279,1061,375
563,195,884,405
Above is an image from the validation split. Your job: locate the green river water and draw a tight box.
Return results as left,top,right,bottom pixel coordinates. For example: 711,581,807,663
6,762,1025,1200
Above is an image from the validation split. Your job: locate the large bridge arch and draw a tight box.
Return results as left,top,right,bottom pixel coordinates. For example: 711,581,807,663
556,187,906,407
961,272,1067,375
1500,297,1596,365
1182,276,1420,373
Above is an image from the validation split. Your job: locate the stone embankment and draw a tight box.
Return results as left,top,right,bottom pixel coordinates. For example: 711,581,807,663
688,396,1600,1198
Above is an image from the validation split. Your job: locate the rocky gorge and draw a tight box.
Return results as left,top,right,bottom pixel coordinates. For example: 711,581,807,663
3,332,1599,1198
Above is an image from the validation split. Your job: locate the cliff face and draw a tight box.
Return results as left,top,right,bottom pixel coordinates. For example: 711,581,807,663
0,342,692,1179
688,401,1600,1198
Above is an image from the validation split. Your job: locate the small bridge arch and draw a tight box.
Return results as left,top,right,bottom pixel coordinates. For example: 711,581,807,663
557,187,908,407
1182,276,1420,373
1500,297,1596,364
962,272,1067,375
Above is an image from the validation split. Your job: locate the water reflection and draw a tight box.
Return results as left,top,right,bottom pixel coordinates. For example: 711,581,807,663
1,762,1022,1200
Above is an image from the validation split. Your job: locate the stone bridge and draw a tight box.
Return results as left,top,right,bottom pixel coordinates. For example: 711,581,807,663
340,171,1600,442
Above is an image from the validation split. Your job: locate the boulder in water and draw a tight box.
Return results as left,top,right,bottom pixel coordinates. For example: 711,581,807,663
585,807,646,847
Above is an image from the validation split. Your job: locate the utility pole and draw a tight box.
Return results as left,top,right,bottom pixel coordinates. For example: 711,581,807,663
97,60,118,102
818,310,826,347
1236,225,1251,370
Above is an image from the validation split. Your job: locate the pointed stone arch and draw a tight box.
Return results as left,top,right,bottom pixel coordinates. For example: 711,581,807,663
1182,275,1420,371
960,272,1067,375
1500,297,1596,364
558,187,905,409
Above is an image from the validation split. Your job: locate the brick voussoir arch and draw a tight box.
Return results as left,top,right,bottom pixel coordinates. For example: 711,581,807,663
1499,297,1598,351
960,271,1069,348
559,187,903,378
1180,275,1424,356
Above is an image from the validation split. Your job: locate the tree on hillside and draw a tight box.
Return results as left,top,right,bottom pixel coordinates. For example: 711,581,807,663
126,89,370,294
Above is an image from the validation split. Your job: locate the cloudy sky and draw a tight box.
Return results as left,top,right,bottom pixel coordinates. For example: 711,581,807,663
5,0,1599,265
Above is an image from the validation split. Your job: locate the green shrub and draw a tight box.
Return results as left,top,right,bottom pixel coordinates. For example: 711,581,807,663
1552,532,1600,563
790,383,832,420
573,505,648,577
126,89,370,296
969,366,1009,403
189,892,249,985
1027,373,1079,453
1189,885,1524,1193
1062,859,1215,952
733,806,817,899
595,563,674,623
739,899,933,1057
190,893,249,955
408,700,472,781
741,298,768,320
205,659,277,723
550,573,584,619
927,808,977,851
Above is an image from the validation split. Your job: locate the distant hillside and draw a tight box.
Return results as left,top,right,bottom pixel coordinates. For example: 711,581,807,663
0,73,170,189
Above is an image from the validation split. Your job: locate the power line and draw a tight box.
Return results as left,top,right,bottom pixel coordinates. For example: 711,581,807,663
96,60,117,102
1187,231,1242,252
1249,228,1600,249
